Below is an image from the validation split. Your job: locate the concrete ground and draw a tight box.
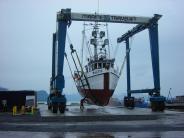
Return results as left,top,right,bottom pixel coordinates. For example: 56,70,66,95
39,103,180,117
37,103,183,122
0,131,184,138
0,103,184,137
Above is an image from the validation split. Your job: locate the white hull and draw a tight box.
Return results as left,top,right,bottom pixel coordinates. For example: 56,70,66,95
76,68,119,91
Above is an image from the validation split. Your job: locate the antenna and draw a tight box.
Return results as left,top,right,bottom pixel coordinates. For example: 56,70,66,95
97,0,99,14
106,23,110,58
81,22,85,66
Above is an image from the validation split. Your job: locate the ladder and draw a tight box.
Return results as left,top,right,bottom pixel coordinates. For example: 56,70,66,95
70,44,91,95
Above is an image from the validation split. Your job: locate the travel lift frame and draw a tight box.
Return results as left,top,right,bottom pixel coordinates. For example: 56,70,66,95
117,15,165,111
47,8,165,113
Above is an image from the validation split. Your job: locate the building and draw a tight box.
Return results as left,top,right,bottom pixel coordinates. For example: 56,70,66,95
175,95,184,103
0,90,37,112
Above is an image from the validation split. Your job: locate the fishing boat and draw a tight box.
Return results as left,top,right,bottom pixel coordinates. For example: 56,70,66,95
71,22,120,107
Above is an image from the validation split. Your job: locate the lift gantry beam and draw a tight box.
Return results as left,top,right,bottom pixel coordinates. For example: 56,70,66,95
117,14,162,43
57,9,152,24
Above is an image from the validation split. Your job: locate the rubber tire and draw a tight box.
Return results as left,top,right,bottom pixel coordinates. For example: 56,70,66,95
151,101,157,112
48,105,51,110
59,104,66,113
124,99,128,107
124,97,129,107
130,100,135,108
159,101,165,112
52,104,58,113
124,97,135,109
151,101,165,112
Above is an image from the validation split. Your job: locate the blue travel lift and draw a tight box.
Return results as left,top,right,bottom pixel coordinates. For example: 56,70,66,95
117,14,166,111
47,9,165,113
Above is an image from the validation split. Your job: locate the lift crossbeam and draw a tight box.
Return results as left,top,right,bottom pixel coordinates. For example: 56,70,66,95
117,14,162,43
57,9,151,24
130,89,156,94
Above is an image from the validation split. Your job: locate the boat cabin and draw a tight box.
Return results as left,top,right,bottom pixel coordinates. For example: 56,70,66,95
85,59,115,72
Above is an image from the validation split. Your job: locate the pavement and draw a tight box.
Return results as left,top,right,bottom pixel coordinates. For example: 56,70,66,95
36,103,183,122
39,103,180,116
0,131,184,138
0,103,184,137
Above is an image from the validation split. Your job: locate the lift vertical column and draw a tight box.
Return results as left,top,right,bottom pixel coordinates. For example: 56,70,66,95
148,22,160,94
126,38,131,97
149,21,165,111
51,33,56,90
124,38,134,108
48,9,71,113
56,21,68,92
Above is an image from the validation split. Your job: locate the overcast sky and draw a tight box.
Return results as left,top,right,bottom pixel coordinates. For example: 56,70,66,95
0,0,184,97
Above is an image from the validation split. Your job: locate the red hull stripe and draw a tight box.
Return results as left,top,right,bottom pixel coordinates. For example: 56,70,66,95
104,73,109,90
79,89,114,106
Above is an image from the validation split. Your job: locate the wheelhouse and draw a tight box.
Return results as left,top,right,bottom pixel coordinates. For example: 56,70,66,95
85,59,115,72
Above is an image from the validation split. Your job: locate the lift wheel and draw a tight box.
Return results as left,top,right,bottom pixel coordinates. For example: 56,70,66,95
150,96,165,112
124,96,135,109
52,104,58,113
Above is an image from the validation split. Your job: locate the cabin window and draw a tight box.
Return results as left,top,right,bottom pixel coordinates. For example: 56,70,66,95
98,63,102,69
85,66,88,72
89,65,91,72
111,63,114,68
103,63,106,68
94,63,97,69
92,64,94,70
105,63,110,70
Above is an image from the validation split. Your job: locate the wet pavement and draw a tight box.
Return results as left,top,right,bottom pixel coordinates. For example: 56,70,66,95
0,104,184,137
39,103,180,117
0,131,184,138
36,104,183,122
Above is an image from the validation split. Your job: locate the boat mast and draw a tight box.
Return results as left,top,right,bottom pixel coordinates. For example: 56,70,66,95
106,23,110,59
93,21,98,61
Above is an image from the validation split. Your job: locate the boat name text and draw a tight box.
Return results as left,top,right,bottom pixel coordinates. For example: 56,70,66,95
93,69,102,74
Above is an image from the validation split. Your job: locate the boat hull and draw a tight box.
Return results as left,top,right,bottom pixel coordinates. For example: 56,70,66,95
79,89,114,106
76,69,119,106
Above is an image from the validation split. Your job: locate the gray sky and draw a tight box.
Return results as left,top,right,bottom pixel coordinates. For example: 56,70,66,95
0,0,184,97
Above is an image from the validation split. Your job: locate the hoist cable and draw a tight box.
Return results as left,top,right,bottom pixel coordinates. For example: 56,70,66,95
64,53,79,90
66,31,99,104
119,36,134,76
